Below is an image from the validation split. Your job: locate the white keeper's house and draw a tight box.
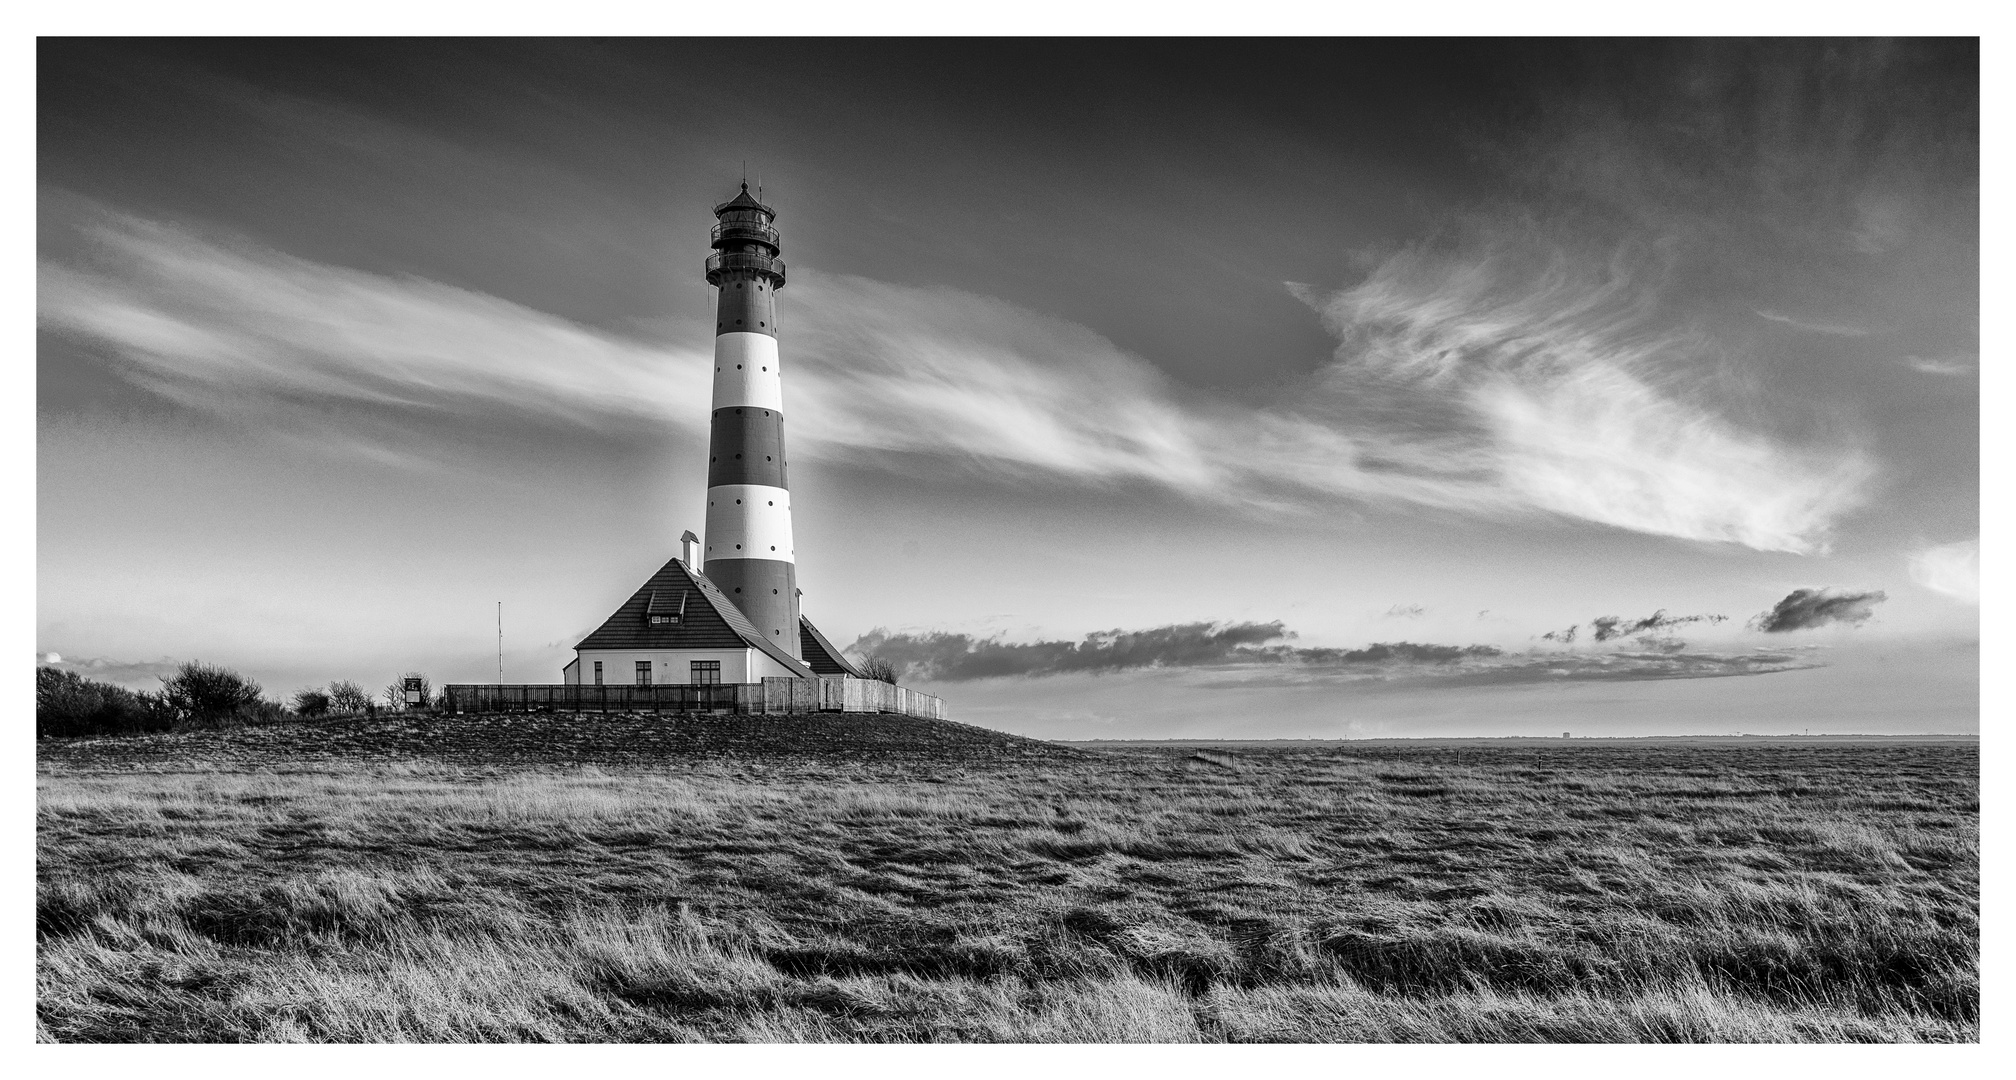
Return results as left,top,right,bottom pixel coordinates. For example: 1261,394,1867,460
562,532,862,688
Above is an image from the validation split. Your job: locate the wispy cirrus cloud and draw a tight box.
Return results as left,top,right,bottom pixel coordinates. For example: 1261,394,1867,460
1294,228,1874,555
38,208,704,431
1904,356,1975,377
1754,309,1872,337
41,201,1870,554
1909,540,1979,605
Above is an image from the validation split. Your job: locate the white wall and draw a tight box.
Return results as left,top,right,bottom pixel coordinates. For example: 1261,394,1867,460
574,648,758,685
748,650,810,680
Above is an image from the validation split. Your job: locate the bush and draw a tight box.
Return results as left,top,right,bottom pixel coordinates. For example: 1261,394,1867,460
860,657,899,685
36,667,174,739
159,661,265,728
327,680,372,714
292,688,333,717
236,699,292,726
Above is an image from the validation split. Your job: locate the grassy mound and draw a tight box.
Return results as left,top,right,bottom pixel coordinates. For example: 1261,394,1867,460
36,710,1076,771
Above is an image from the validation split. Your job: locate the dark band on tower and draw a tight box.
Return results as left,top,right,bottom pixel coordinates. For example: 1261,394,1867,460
702,183,800,656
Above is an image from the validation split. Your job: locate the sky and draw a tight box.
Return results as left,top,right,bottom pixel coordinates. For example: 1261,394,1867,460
36,38,1980,738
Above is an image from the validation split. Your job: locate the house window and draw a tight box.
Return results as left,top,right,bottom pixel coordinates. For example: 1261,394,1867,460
649,614,674,625
691,661,721,686
593,661,603,686
635,661,652,686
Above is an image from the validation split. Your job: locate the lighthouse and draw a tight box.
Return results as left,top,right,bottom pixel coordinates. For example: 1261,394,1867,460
563,185,865,688
702,183,799,656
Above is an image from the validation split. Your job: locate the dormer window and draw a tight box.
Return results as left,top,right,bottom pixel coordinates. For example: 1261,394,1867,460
644,588,689,627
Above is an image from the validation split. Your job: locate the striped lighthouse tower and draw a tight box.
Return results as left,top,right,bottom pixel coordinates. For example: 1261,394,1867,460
701,183,800,658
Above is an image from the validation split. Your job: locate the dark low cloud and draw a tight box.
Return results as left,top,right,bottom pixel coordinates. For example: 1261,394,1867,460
1196,647,1818,691
850,609,1830,687
1750,588,1887,633
846,623,1508,682
1436,649,1811,686
36,654,187,691
1542,610,1724,644
1293,642,1502,665
1589,610,1728,642
847,621,1289,682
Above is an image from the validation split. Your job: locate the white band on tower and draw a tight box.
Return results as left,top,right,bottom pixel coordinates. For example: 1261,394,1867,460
711,332,783,411
703,484,795,563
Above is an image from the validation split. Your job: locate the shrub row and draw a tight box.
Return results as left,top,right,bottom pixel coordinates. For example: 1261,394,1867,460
36,664,439,740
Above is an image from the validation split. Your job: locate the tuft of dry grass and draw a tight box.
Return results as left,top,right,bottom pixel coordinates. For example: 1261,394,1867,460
37,739,1976,1042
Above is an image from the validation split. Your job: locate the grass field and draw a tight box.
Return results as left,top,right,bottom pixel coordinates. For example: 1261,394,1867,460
36,715,1978,1042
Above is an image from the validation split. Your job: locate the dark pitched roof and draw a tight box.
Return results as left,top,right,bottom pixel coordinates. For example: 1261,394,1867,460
575,558,813,677
799,617,865,678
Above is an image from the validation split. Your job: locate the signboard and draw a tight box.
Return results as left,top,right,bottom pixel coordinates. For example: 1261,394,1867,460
403,677,424,706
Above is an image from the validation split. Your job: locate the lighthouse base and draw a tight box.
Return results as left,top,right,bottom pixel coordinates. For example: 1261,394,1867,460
704,557,801,657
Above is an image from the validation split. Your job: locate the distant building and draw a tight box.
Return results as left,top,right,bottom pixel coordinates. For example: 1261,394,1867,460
564,186,864,688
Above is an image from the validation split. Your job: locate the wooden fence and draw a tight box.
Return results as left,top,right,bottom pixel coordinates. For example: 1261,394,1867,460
759,677,947,720
442,678,944,720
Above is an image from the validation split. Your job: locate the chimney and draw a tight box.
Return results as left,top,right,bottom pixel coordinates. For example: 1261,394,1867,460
681,530,701,567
